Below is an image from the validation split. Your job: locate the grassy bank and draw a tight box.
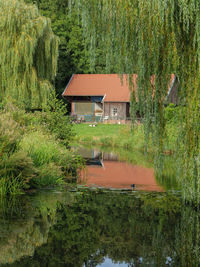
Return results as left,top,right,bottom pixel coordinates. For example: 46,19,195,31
73,124,144,150
72,122,178,153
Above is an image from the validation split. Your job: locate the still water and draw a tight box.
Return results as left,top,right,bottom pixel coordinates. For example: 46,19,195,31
77,147,163,191
0,148,198,267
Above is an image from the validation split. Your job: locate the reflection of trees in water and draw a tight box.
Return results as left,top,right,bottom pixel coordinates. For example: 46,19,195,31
0,191,70,266
3,191,200,266
155,154,180,191
174,207,200,267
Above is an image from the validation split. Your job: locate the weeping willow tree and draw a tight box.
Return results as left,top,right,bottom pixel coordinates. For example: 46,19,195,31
71,0,200,204
0,0,59,109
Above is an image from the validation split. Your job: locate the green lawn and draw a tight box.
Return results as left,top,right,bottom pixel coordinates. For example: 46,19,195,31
72,123,146,151
73,123,129,139
72,122,178,153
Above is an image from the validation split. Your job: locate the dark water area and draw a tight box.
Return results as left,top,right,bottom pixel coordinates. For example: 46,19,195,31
0,148,197,267
0,189,199,267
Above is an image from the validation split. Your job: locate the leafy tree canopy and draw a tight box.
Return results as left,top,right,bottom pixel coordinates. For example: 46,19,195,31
24,0,117,94
0,0,59,109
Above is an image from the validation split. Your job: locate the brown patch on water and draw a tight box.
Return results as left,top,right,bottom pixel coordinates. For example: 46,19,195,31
80,161,164,192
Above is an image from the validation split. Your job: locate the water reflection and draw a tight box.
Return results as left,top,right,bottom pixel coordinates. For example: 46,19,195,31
3,190,200,267
0,190,71,266
76,147,163,191
96,258,127,266
0,149,192,266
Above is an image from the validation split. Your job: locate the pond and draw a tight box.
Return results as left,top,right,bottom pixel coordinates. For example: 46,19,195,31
0,147,198,266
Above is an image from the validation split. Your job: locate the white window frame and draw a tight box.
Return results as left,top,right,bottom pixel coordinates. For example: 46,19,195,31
112,107,118,117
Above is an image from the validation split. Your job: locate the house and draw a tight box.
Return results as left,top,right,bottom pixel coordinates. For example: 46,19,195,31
62,74,178,122
62,74,136,122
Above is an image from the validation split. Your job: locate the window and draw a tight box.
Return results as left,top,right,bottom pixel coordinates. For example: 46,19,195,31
112,107,118,116
75,102,93,115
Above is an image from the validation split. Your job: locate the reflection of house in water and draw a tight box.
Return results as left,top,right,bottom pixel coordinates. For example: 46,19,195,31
86,161,163,191
77,147,163,192
73,147,118,167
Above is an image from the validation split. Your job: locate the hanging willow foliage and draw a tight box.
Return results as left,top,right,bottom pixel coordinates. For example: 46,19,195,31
0,0,59,109
70,0,200,204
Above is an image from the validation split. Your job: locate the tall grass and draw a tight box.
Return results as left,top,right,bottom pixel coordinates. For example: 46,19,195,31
19,131,83,188
32,163,64,187
0,175,24,196
0,102,84,194
20,131,63,167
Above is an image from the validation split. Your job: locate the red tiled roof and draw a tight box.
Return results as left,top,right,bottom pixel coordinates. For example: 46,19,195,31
62,74,175,102
62,74,137,102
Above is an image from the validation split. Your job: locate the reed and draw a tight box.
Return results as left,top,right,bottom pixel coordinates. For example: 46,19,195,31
0,175,24,196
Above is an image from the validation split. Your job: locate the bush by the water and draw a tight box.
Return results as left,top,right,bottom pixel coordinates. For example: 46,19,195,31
0,99,83,195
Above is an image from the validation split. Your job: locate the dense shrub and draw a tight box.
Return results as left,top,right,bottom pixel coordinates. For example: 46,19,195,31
38,91,74,147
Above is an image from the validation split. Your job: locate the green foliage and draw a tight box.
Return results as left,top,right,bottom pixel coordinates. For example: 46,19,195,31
0,0,83,194
24,0,116,94
19,131,62,167
0,175,24,195
99,136,113,147
24,0,90,94
164,103,183,124
0,0,59,109
0,113,21,154
40,90,74,147
0,104,84,194
19,130,83,187
0,151,36,189
32,163,64,187
0,105,36,191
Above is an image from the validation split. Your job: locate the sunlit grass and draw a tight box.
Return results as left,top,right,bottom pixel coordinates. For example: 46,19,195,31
73,123,178,153
73,123,146,151
73,124,127,139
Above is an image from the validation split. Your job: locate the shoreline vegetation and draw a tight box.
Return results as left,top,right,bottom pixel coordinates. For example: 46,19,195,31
0,97,84,196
